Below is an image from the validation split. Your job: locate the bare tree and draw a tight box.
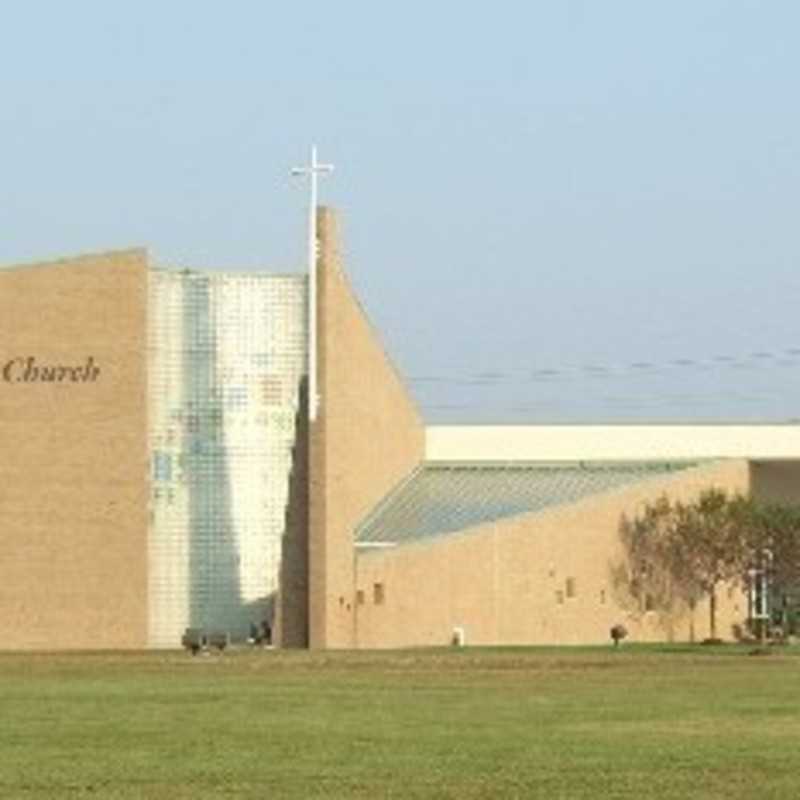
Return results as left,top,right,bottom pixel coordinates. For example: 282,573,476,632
615,489,750,641
616,489,800,642
668,490,750,640
616,496,679,618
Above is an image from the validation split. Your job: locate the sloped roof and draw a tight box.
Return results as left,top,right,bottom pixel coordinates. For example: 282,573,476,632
355,461,698,545
0,248,146,273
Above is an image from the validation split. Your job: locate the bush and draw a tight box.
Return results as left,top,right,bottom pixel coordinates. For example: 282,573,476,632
610,624,628,646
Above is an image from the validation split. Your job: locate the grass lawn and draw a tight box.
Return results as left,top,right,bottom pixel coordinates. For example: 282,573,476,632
1,644,799,799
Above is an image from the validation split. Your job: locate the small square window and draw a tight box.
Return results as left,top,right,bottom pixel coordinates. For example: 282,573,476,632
565,577,577,599
356,590,365,605
373,583,385,605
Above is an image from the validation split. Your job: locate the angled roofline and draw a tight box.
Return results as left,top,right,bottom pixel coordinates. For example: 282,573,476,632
0,247,148,274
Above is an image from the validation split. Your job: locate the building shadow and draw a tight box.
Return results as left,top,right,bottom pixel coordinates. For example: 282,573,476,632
276,377,310,647
182,275,242,639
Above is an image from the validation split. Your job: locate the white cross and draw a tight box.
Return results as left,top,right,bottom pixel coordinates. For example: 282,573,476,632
291,145,334,422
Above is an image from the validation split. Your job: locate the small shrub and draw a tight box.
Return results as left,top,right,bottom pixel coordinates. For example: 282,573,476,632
610,624,628,647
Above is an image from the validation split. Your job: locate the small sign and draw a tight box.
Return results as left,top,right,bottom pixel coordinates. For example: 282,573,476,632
1,356,100,383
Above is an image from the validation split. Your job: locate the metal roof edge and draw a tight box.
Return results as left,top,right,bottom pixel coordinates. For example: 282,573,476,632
354,459,724,549
353,463,426,539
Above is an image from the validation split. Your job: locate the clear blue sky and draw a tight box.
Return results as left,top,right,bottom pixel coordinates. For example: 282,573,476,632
3,1,799,422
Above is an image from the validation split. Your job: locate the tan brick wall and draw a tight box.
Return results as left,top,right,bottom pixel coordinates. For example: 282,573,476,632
355,460,751,648
750,461,800,504
309,208,424,648
0,251,149,649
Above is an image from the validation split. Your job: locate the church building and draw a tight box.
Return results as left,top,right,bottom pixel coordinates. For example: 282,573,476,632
2,208,799,650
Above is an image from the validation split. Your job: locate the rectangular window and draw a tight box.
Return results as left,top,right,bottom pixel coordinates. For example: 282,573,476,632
749,569,769,619
565,577,576,599
356,590,365,606
373,583,385,605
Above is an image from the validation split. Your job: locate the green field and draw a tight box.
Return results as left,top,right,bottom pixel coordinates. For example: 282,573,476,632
1,645,799,799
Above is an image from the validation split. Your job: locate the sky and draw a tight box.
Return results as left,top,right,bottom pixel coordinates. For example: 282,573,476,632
2,1,799,423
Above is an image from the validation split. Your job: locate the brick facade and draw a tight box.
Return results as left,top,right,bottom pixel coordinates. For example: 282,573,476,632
354,460,752,648
308,208,425,648
2,218,799,652
0,251,149,649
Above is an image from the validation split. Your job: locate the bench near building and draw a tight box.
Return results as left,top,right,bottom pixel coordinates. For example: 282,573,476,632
2,208,799,650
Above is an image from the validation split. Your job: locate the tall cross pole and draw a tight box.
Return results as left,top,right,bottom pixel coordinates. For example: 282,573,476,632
291,145,334,422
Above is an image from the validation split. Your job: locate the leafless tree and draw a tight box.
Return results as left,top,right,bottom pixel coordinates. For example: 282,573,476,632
616,490,749,641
